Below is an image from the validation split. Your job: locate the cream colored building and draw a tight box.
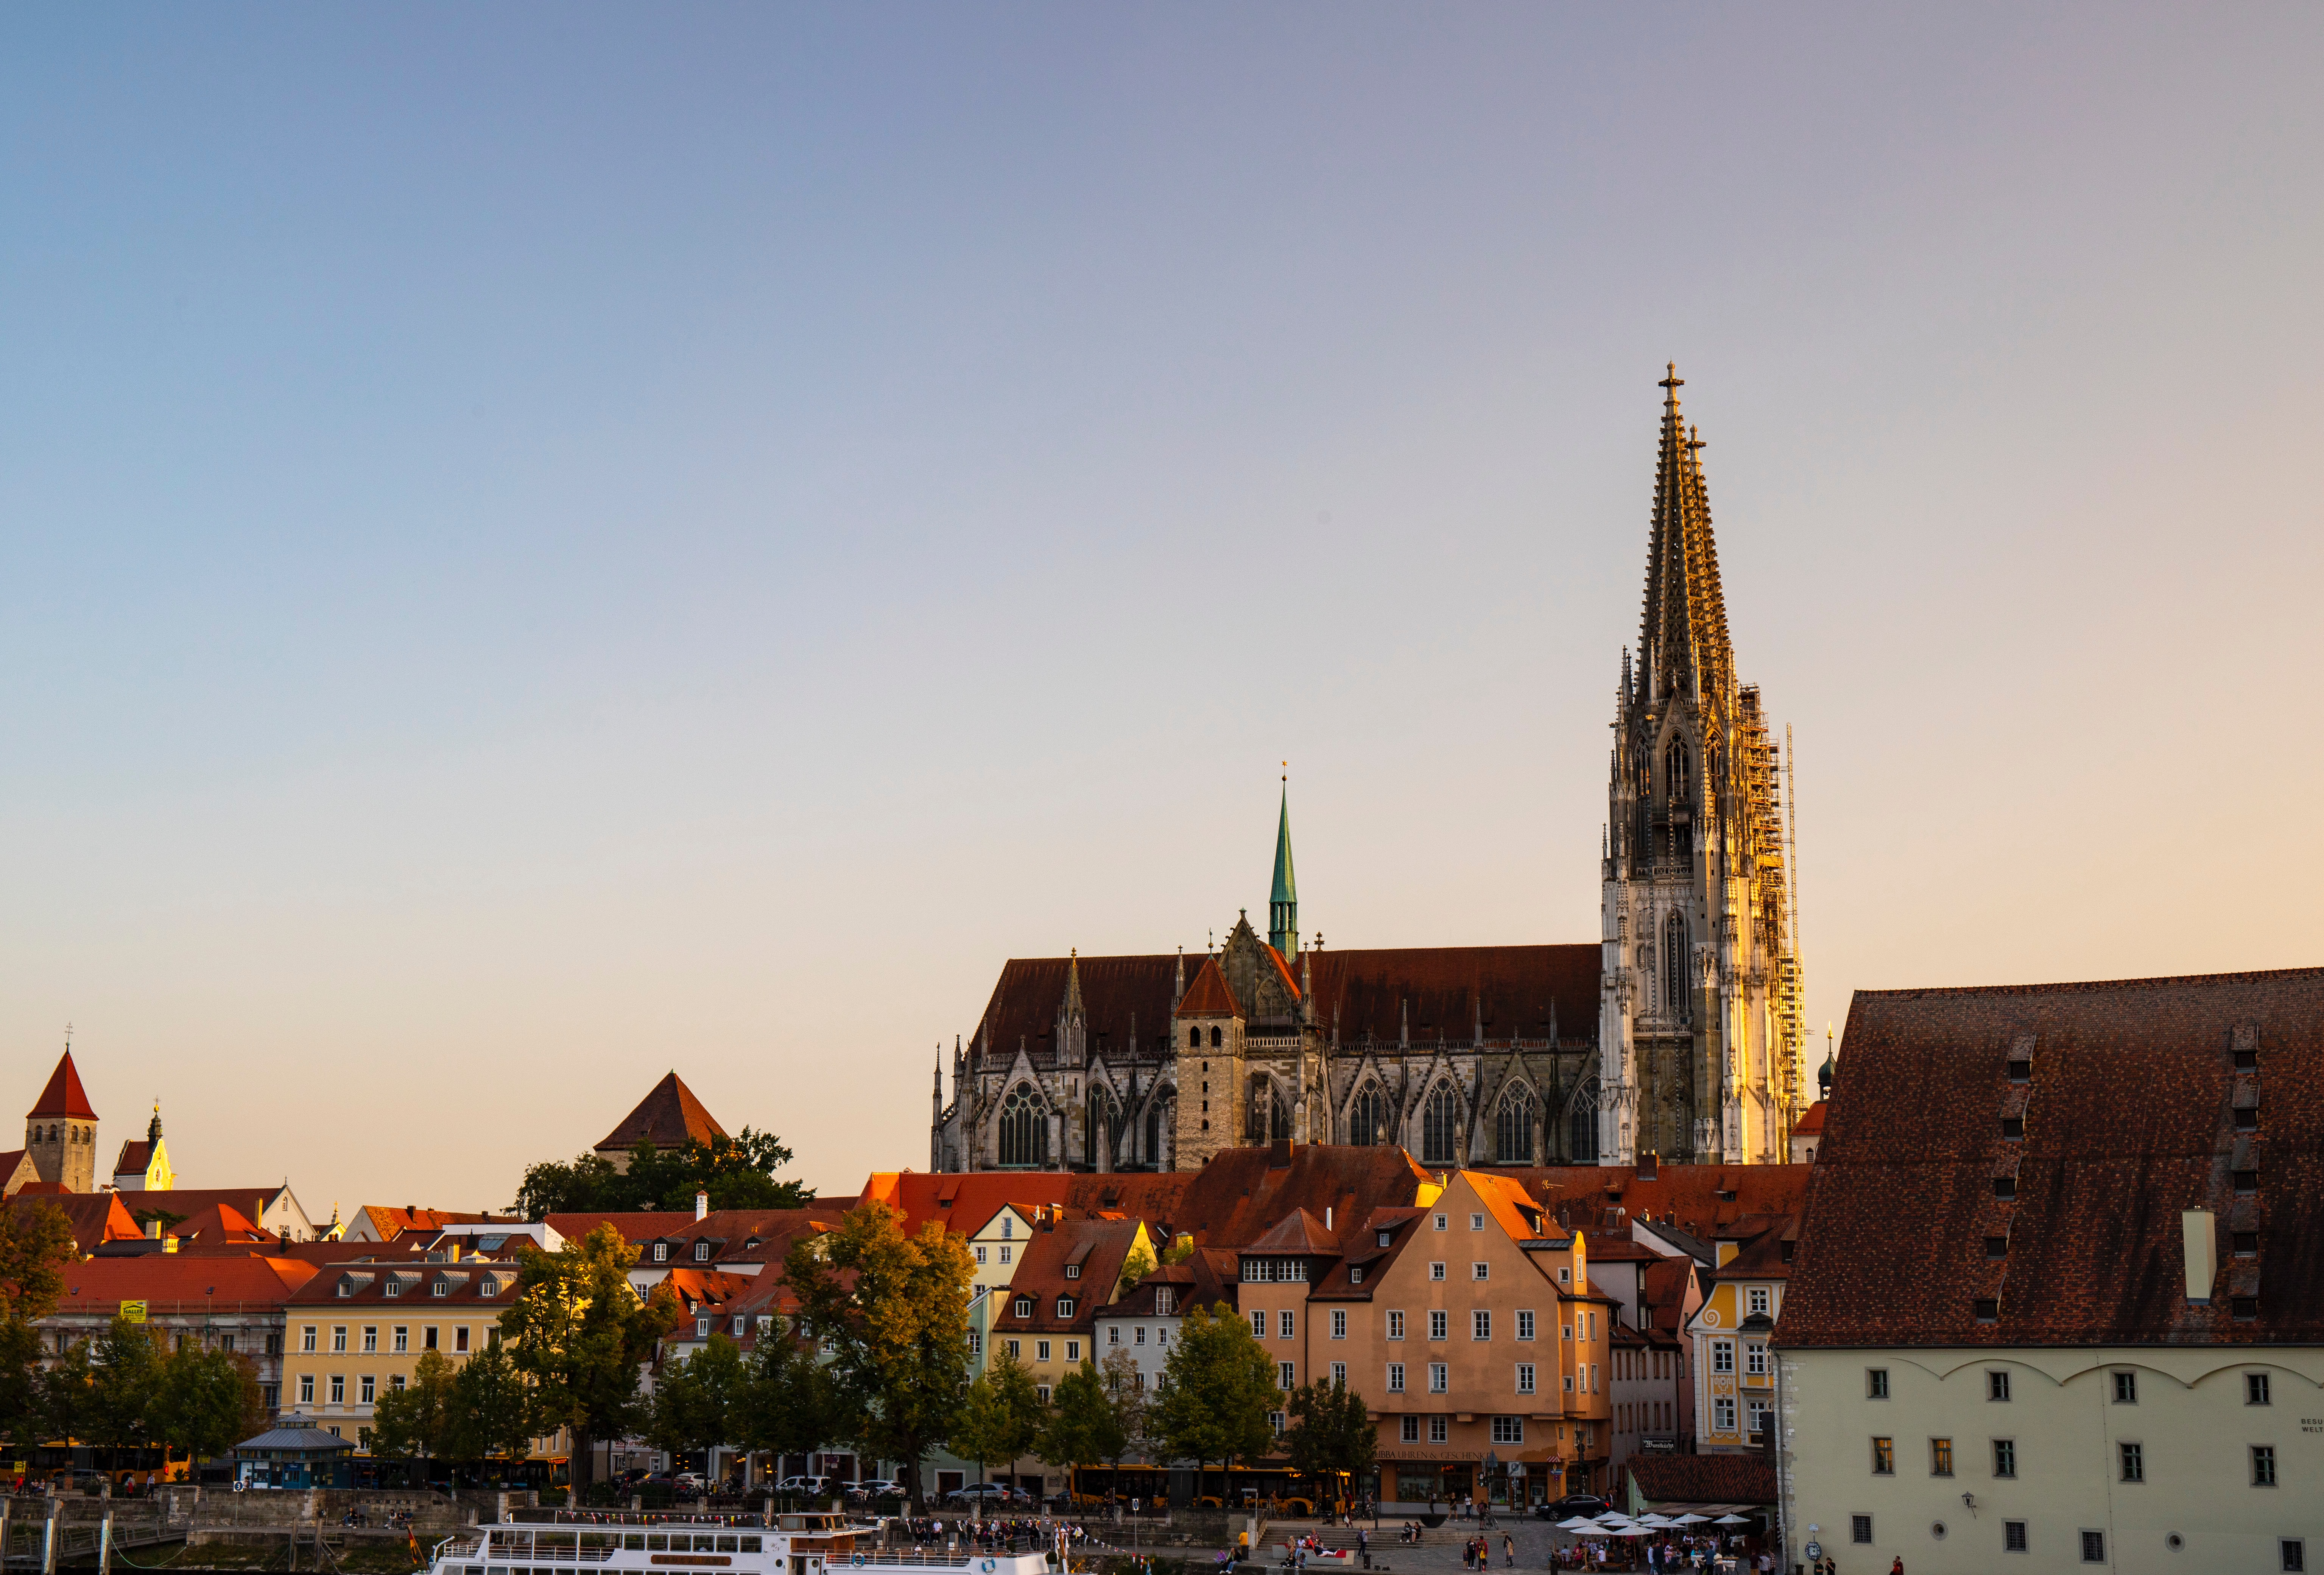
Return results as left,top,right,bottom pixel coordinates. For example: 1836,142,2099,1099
1682,1215,1792,1452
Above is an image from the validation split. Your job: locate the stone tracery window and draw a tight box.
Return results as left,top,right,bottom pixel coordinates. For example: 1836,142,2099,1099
1666,738,1691,801
1495,1084,1535,1163
1568,1078,1600,1162
1663,911,1690,1024
1421,1083,1460,1166
998,1082,1048,1168
1349,1081,1389,1147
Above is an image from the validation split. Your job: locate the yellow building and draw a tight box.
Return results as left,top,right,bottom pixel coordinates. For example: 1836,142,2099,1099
1682,1214,1793,1452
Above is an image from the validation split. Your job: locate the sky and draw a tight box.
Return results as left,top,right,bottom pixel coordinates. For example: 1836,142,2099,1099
2,6,2319,1213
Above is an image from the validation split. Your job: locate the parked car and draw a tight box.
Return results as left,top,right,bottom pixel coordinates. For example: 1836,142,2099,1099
774,1475,833,1497
1536,1494,1612,1522
846,1479,907,1501
945,1483,1022,1507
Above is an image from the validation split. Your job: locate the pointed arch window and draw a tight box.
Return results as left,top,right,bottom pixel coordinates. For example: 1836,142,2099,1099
1247,1078,1291,1142
1088,1085,1120,1163
1495,1085,1536,1164
1145,1096,1168,1165
1663,912,1691,1024
1349,1081,1389,1147
998,1083,1048,1168
1666,739,1691,802
1568,1079,1600,1163
1421,1084,1460,1166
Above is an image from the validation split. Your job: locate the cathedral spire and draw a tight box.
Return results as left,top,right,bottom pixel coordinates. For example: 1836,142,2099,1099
1269,768,1299,956
1639,364,1734,707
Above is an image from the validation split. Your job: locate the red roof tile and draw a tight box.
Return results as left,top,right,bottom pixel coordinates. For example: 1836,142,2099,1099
51,1254,316,1313
545,1211,699,1245
1792,1101,1826,1138
1620,1452,1775,1506
114,1141,154,1176
6,1191,142,1254
595,1073,727,1155
1501,1165,1812,1243
28,1053,96,1120
1780,967,2324,1348
1176,956,1241,1018
1245,1208,1338,1255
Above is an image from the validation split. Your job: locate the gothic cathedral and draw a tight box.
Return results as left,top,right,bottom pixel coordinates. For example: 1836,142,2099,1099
929,368,1805,1174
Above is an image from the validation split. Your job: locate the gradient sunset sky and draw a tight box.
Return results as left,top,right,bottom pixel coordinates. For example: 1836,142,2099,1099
3,6,2318,1211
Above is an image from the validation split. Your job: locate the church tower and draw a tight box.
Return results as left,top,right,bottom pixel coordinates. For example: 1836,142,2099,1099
1598,366,1805,1167
26,1048,98,1193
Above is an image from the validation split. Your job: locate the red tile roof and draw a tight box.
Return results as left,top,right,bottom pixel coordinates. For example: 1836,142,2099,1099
114,1141,155,1177
28,1052,97,1120
1501,1164,1812,1242
51,1254,316,1314
1176,956,1240,1018
171,1202,276,1246
1245,1208,1338,1255
595,1072,727,1155
1779,967,2324,1349
6,1191,142,1254
996,1216,1146,1333
1155,1145,1433,1249
144,1188,297,1229
545,1211,699,1245
357,1206,500,1239
1620,1452,1776,1506
1792,1101,1827,1138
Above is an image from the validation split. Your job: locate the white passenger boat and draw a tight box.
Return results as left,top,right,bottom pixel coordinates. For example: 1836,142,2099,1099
428,1513,1056,1575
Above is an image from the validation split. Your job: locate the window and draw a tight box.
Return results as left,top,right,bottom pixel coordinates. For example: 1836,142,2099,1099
2112,1370,2138,1404
1985,1236,2009,1259
1037,1385,1052,1403
1517,1363,1535,1394
432,1279,449,1296
1000,1245,1012,1265
1929,1438,1953,1477
362,1327,377,1353
998,1083,1049,1167
2284,1540,2307,1573
1987,1371,2011,1402
360,1375,376,1404
1056,1297,1075,1318
2118,1441,2143,1482
1434,1213,1448,1232
2248,1372,2273,1405
1065,1340,1079,1361
975,1245,987,1264
1387,1363,1405,1393
302,1326,317,1353
2235,1231,2260,1258
1974,1297,2000,1322
1428,1416,1448,1444
1746,1343,1767,1376
1400,1416,1418,1441
1006,1340,1021,1359
1517,1310,1535,1341
299,1374,315,1404
1495,1087,1534,1163
1331,1310,1346,1340
1850,1516,1871,1546
1349,1266,1364,1284
1473,1311,1492,1341
1662,911,1690,1021
1251,1311,1266,1338
2253,1444,2277,1486
2235,1296,2260,1321
1491,1416,1523,1444
1992,1177,2016,1199
329,1375,345,1404
1747,1287,1769,1316
2002,1115,2024,1139
967,1330,981,1356
2081,1530,2106,1564
1154,1288,1173,1316
1350,1082,1390,1148
1473,1262,1490,1281
393,1327,408,1353
1431,1262,1447,1282
1866,1368,1889,1398
1430,1310,1449,1341
1713,1397,1735,1432
2003,1520,2027,1553
1388,1311,1405,1340
1278,1361,1295,1390
1712,1341,1734,1374
1036,1341,1051,1362
1422,1084,1460,1165
332,1327,347,1353
694,1241,710,1263
1871,1437,1894,1475
1064,1263,1079,1280
1279,1311,1294,1338
1016,1297,1034,1318
1330,1361,1346,1385
1428,1363,1448,1394
1107,1326,1120,1346
654,1243,669,1263
1992,1439,2016,1478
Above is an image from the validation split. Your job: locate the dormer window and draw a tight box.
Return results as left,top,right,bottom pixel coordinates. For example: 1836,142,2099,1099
2001,1117,2024,1139
432,1280,449,1297
695,1318,710,1339
1064,1264,1081,1279
1377,1230,1392,1248
384,1280,402,1297
1153,1289,1174,1316
2006,1058,2031,1083
695,1241,710,1262
1349,1266,1364,1285
1056,1297,1076,1318
1014,1297,1033,1318
654,1243,669,1263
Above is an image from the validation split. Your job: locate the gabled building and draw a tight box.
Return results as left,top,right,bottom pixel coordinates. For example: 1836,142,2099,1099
112,1102,173,1191
595,1072,726,1171
1681,1213,1794,1453
1774,968,2324,1575
43,1253,317,1416
985,1214,1152,1401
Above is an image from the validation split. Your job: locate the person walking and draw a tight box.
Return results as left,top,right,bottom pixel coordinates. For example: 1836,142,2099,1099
1503,1532,1514,1568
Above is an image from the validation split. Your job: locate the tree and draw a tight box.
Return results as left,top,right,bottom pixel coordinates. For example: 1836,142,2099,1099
1150,1304,1275,1506
1113,1243,1156,1302
502,1223,679,1490
369,1350,457,1468
1036,1360,1124,1494
735,1316,846,1488
950,1351,1042,1491
445,1341,536,1479
1282,1375,1375,1510
514,1131,812,1219
151,1343,264,1469
646,1334,745,1474
782,1202,974,1512
0,1202,75,1324
1157,1235,1196,1269
39,1338,95,1454
1098,1346,1150,1479
86,1315,163,1471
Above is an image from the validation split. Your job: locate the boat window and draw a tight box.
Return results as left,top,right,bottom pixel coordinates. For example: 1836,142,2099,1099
623,1536,644,1552
694,1535,718,1552
740,1539,762,1554
646,1535,668,1552
716,1538,739,1553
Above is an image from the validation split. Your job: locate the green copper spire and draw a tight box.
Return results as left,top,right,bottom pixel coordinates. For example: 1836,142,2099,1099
1269,769,1298,956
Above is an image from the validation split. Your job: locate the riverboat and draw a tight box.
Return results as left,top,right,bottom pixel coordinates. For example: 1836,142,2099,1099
427,1513,1055,1575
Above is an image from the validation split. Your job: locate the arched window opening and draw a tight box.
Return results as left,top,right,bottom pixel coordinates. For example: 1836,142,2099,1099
997,1083,1048,1168
1088,1086,1120,1163
1421,1084,1460,1166
1188,1026,1200,1049
1349,1081,1389,1147
1663,911,1691,1024
1145,1099,1165,1164
1495,1085,1536,1164
1209,1026,1223,1049
1666,739,1691,802
1246,1078,1291,1142
1568,1079,1600,1163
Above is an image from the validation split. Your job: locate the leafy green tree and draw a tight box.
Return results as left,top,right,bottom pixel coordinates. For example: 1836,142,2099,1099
782,1203,974,1512
1036,1359,1125,1490
950,1350,1042,1491
1113,1243,1156,1302
40,1338,95,1453
151,1343,263,1468
1098,1347,1150,1475
445,1341,536,1479
514,1132,811,1219
369,1350,457,1467
1282,1375,1375,1506
1158,1235,1196,1268
0,1201,75,1450
0,1321,45,1453
502,1223,680,1489
1150,1303,1275,1505
87,1315,163,1471
735,1317,846,1486
646,1334,745,1473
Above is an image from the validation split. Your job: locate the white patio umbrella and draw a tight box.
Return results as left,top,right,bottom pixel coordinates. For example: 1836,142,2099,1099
1633,1514,1673,1527
1598,1526,1651,1538
1553,1517,1604,1532
1671,1513,1710,1524
1713,1514,1752,1526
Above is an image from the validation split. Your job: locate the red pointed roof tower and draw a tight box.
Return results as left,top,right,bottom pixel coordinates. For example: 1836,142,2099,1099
28,1051,97,1121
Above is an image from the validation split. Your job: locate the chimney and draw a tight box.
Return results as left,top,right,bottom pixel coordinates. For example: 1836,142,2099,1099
2182,1209,2216,1304
1324,1207,1332,1231
1269,1138,1293,1169
695,1191,709,1223
1639,1151,1659,1182
145,1219,162,1241
163,1235,179,1254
